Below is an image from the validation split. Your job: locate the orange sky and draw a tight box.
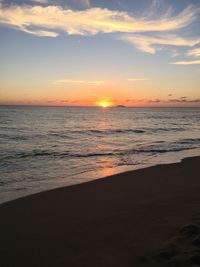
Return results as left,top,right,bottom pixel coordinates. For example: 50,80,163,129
0,0,200,107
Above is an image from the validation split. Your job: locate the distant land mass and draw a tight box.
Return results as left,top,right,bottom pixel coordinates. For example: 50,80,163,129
115,105,126,108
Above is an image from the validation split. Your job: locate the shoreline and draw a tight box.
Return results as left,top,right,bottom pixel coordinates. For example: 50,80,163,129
0,156,200,266
1,148,200,205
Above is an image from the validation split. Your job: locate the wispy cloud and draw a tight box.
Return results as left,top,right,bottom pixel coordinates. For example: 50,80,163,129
23,28,58,37
170,47,200,65
187,48,200,58
30,0,90,7
31,0,49,3
47,99,81,104
60,100,69,103
127,78,151,81
126,97,200,104
54,79,104,85
148,98,200,103
0,4,198,37
171,60,200,65
119,34,200,54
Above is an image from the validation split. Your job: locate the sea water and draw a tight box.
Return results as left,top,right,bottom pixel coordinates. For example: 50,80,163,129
0,106,200,203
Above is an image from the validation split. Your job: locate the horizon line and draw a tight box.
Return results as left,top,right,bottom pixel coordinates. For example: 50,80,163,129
0,104,200,108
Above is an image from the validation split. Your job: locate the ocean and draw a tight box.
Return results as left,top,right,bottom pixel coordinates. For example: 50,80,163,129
0,106,200,203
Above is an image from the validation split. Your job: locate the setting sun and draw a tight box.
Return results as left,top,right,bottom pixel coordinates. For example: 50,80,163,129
96,100,113,108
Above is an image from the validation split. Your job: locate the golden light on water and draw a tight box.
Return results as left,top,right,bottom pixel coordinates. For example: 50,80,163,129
96,100,113,108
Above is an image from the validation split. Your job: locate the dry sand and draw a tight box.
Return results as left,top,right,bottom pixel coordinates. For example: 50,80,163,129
0,156,200,267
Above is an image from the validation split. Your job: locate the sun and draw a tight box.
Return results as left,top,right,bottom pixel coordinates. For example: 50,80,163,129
96,100,113,108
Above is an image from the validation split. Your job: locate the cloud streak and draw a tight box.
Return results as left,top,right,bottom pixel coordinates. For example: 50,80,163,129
54,79,104,85
22,28,58,37
126,97,200,104
171,60,200,65
31,0,49,3
119,34,200,54
187,48,200,58
127,78,151,81
170,47,200,65
148,98,200,103
0,4,198,37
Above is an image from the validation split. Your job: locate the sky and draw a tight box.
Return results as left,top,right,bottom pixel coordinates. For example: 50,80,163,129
0,0,200,107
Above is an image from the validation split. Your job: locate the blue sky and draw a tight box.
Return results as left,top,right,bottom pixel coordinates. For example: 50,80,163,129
0,0,200,106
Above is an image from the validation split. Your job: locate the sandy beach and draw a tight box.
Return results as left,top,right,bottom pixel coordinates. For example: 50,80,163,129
0,156,200,267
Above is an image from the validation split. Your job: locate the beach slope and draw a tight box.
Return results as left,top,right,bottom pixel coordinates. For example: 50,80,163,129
0,156,200,266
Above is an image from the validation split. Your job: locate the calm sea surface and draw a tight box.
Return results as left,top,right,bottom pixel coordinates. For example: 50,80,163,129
0,106,200,203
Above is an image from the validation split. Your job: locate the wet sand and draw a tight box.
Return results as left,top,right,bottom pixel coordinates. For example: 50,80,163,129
0,156,200,267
